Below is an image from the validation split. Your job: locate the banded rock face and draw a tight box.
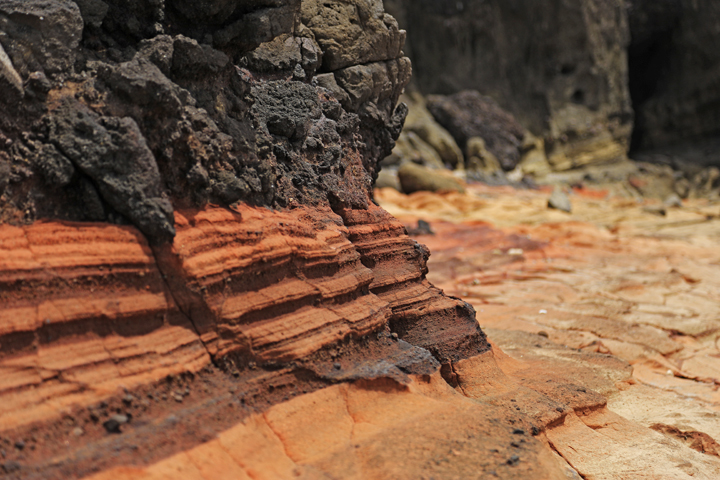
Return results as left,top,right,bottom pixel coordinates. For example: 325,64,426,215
0,0,497,477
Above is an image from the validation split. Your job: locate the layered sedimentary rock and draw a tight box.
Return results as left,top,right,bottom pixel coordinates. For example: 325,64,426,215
384,0,634,171
0,1,504,477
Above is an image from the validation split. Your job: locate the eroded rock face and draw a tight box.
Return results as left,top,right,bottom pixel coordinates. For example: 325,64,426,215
0,0,410,241
0,1,500,477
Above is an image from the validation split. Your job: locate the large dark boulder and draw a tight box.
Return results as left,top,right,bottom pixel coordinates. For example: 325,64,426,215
426,91,525,171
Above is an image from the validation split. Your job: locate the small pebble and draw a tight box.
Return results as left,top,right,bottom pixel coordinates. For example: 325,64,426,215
174,394,184,403
391,333,399,340
103,419,121,434
664,194,683,208
506,454,520,466
333,362,341,370
72,427,84,437
548,188,572,213
14,440,24,451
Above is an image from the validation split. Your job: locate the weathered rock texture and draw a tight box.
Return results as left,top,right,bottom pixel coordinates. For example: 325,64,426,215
0,0,410,243
376,184,720,478
384,0,634,171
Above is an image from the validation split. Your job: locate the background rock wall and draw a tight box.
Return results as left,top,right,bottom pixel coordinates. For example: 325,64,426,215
628,0,720,152
385,0,720,172
385,0,634,171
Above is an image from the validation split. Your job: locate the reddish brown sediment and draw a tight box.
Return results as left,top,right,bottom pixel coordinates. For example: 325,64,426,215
3,186,720,478
0,221,209,432
0,201,493,479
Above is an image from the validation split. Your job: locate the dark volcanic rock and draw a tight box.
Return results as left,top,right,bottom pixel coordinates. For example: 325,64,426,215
46,99,176,242
301,0,406,71
426,91,525,171
0,0,411,240
0,0,83,76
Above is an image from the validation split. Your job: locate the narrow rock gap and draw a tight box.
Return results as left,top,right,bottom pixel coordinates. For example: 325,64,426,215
149,245,215,364
547,439,587,480
261,411,299,464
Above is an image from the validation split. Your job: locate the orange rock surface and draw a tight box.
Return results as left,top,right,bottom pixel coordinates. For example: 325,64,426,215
377,184,720,478
0,202,487,479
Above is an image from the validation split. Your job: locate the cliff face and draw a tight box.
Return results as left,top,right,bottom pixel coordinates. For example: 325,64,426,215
385,0,634,171
0,0,410,241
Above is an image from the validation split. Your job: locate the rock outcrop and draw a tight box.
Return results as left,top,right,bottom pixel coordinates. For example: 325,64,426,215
4,0,719,478
0,1,506,477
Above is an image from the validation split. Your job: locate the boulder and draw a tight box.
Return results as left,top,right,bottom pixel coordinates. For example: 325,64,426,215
383,131,445,170
466,137,502,174
300,0,406,71
374,168,401,191
548,187,572,213
427,90,525,171
402,92,464,169
46,99,176,242
0,0,83,75
398,162,465,194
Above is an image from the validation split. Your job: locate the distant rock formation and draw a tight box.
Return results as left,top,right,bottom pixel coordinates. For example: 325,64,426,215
385,0,634,171
627,0,720,152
